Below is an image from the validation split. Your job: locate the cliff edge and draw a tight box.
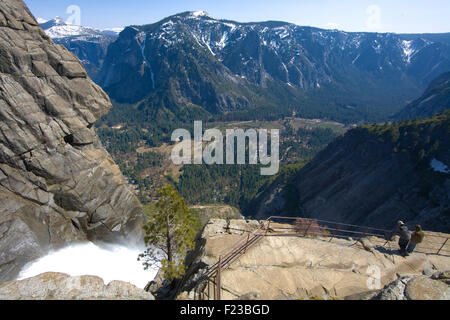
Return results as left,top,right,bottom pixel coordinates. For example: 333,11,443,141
176,219,450,300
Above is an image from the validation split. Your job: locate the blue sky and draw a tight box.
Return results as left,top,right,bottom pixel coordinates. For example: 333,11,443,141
25,0,450,33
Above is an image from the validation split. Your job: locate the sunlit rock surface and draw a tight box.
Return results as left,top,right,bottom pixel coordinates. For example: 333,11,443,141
0,272,154,300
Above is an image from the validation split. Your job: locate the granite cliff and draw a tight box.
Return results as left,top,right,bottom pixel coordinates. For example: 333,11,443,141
251,110,450,232
395,71,450,120
0,0,142,282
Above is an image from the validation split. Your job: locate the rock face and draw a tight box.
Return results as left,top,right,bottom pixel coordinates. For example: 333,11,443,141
177,219,450,300
0,0,142,282
252,110,450,232
395,72,450,120
0,272,154,300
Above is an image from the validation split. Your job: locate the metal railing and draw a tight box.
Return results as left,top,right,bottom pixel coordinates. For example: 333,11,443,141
266,216,450,256
192,216,450,300
193,221,269,300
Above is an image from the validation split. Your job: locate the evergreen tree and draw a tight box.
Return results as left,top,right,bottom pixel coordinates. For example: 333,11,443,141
138,184,200,281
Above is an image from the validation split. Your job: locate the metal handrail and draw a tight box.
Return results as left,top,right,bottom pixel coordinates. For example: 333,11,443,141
193,222,268,300
267,216,450,252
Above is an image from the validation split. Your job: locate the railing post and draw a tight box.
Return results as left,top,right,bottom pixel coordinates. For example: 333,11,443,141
329,230,335,242
266,220,271,236
217,256,222,301
304,220,312,237
244,234,250,254
207,278,210,300
437,238,449,255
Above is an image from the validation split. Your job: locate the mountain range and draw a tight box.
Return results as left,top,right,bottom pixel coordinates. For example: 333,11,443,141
43,11,450,124
39,17,121,79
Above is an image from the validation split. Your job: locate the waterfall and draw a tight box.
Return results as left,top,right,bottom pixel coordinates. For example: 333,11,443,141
17,242,159,289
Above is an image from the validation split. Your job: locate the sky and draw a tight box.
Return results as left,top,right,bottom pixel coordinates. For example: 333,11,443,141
24,0,450,34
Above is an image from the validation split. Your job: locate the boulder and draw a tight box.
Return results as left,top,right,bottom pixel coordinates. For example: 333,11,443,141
376,275,450,300
404,276,450,300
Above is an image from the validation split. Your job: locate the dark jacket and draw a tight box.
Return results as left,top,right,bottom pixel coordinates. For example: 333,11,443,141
391,225,411,242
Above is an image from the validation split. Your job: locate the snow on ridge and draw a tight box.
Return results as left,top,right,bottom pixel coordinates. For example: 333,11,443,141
222,22,237,33
401,40,415,64
216,32,229,49
372,40,381,54
53,16,66,25
192,11,210,18
274,26,289,39
45,25,99,38
41,17,122,39
161,20,174,28
42,17,102,39
202,35,215,56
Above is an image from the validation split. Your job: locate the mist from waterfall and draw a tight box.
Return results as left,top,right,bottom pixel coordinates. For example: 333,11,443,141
17,242,159,289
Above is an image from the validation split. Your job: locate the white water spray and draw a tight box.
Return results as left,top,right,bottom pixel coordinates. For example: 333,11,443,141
17,242,159,289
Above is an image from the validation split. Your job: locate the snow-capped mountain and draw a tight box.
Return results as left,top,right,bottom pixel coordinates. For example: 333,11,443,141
36,18,48,24
39,17,122,79
40,17,122,39
94,11,450,122
102,28,125,37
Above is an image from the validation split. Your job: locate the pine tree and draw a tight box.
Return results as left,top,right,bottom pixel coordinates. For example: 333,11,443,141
138,184,200,281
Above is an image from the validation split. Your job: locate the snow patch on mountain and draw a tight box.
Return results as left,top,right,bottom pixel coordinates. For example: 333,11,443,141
203,36,216,56
275,27,289,39
45,25,100,38
372,40,382,54
40,17,122,39
217,32,229,49
192,11,210,18
223,22,237,33
402,40,415,64
430,158,450,174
